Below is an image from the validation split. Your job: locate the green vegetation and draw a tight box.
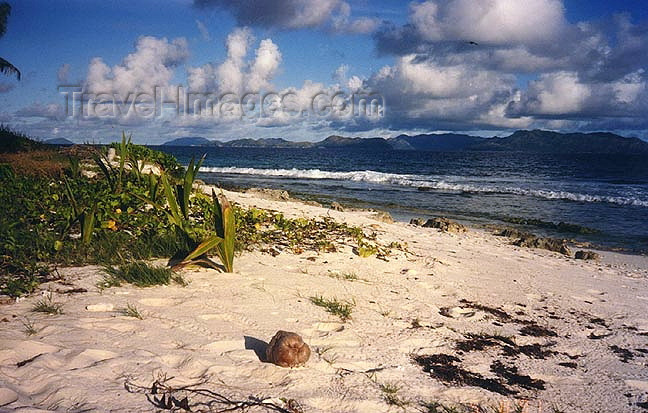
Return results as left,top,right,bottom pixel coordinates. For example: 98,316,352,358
326,271,359,281
379,382,409,408
0,125,46,153
119,303,144,319
101,262,185,288
21,318,38,336
1,129,400,298
309,295,354,321
31,294,64,315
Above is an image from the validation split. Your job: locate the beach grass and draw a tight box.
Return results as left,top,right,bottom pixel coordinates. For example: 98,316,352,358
31,294,64,315
118,303,144,319
101,261,185,288
21,318,38,336
309,295,354,321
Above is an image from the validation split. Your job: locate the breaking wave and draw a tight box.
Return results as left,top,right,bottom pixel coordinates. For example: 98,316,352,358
199,166,648,207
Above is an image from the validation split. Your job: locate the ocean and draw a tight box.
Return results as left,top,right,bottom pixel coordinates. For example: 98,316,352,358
155,146,648,254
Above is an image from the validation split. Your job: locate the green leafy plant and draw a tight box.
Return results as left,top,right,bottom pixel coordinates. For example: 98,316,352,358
134,156,235,272
63,175,97,244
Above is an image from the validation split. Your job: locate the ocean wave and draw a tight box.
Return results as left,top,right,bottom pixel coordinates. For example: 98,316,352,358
199,166,648,207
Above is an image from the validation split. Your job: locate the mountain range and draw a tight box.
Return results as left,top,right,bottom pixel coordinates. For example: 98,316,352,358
162,130,648,154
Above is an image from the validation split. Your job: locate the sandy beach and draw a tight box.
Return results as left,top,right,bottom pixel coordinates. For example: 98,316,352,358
1,186,647,412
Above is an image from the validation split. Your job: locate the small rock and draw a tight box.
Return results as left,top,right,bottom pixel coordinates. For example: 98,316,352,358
85,303,114,312
422,217,467,233
266,330,311,368
410,218,426,226
330,202,344,212
575,250,600,260
514,235,572,256
0,295,13,305
372,211,394,223
246,188,291,201
0,388,18,407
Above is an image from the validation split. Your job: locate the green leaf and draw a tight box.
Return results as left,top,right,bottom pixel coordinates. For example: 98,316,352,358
184,235,222,262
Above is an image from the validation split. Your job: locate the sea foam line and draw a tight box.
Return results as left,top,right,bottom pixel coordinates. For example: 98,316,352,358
199,166,648,207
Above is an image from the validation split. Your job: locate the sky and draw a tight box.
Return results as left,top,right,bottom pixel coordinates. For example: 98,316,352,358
1,0,647,144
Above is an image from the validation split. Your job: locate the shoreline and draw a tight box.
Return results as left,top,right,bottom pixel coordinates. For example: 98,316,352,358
1,185,647,412
209,180,647,258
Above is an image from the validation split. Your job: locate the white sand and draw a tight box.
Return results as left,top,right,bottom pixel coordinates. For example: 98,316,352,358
1,188,647,412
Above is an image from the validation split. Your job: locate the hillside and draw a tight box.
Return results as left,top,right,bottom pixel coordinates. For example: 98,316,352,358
469,130,648,154
161,130,648,154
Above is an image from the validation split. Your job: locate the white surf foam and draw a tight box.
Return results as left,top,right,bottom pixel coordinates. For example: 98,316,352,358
200,166,648,207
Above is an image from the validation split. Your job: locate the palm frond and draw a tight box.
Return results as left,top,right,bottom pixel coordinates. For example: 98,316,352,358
0,57,20,80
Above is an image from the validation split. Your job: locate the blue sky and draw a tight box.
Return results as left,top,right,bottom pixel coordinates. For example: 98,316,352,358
1,0,648,143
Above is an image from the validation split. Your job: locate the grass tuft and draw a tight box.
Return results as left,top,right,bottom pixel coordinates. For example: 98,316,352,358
379,382,409,408
327,271,359,281
119,302,144,319
22,317,38,336
31,294,64,315
101,261,185,288
309,295,354,321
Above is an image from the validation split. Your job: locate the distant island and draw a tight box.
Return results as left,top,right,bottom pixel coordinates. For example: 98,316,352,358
162,130,648,154
44,137,75,145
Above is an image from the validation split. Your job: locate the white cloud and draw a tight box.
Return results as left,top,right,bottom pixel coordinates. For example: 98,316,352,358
187,27,281,94
525,71,591,115
410,0,567,45
84,36,189,98
331,2,379,34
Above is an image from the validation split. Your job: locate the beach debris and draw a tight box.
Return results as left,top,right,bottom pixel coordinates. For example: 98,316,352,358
125,374,302,412
85,303,114,312
575,250,601,260
410,217,467,233
266,330,311,368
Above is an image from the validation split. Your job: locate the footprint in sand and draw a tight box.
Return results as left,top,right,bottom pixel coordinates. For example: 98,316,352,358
138,298,179,307
203,339,245,354
313,322,345,332
0,340,59,365
66,349,118,370
0,388,18,407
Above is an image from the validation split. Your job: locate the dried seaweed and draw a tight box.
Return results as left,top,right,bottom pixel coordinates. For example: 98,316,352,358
124,374,304,413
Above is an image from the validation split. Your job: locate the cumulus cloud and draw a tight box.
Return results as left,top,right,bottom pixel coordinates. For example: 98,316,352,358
187,27,281,94
368,0,648,131
194,0,377,33
57,63,71,83
362,54,516,128
84,36,189,98
509,70,648,119
410,0,567,45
